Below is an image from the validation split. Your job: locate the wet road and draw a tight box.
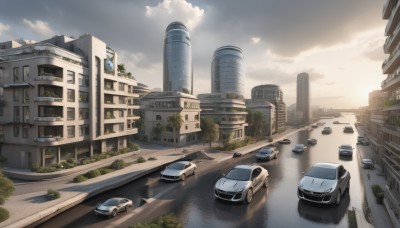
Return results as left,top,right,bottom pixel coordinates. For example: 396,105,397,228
39,114,365,228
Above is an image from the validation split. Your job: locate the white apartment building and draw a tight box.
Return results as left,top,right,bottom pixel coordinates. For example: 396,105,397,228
0,35,139,168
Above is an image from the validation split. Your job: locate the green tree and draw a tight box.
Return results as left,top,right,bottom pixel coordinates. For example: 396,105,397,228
200,117,219,152
253,111,266,138
152,123,165,141
168,113,184,148
245,109,255,136
117,63,125,73
0,170,15,205
220,131,232,149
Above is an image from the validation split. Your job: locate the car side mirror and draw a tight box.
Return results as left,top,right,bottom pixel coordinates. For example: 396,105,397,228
222,173,226,177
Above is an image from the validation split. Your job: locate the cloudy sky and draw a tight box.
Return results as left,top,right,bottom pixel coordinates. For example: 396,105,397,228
0,0,386,109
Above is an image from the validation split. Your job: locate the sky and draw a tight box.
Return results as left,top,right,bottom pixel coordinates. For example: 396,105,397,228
0,0,386,109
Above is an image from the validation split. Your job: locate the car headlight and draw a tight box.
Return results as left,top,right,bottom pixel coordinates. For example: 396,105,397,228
323,188,333,193
235,188,245,193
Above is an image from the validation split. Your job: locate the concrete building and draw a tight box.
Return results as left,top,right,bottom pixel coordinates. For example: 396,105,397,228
0,35,139,168
198,93,247,142
245,99,275,137
251,85,287,133
140,91,201,147
163,21,192,94
211,46,245,96
296,72,312,124
381,0,400,219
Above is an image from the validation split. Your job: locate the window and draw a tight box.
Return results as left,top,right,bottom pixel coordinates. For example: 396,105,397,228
67,89,75,102
0,107,3,117
195,114,199,120
14,125,19,137
0,87,3,97
185,125,188,130
22,89,29,103
79,125,89,136
67,71,75,84
67,108,75,120
79,108,89,120
13,67,19,82
14,106,20,122
79,91,89,103
13,89,20,102
119,82,125,91
195,123,200,128
23,66,29,81
23,106,30,123
185,114,188,120
67,126,75,138
0,68,3,79
22,127,28,138
119,123,124,131
79,74,89,87
156,115,162,120
119,110,124,117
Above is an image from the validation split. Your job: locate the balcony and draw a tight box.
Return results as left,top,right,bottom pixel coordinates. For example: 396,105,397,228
385,24,400,53
384,185,400,218
127,128,138,134
385,1,400,36
383,0,398,19
34,97,63,102
382,74,400,91
34,75,63,82
383,46,400,74
35,136,63,143
34,116,63,122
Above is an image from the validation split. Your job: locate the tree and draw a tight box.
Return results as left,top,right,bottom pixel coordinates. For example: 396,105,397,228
253,111,266,138
245,109,254,136
200,117,219,152
0,170,15,205
117,63,126,73
220,131,232,149
168,113,184,148
151,123,165,141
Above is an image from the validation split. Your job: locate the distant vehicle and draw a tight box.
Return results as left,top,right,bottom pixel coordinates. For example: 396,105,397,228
311,124,318,128
322,127,332,134
338,144,354,156
354,122,363,127
278,138,291,144
343,126,354,133
292,144,307,153
214,164,269,203
298,163,350,205
361,159,374,169
307,138,317,145
333,121,340,124
94,197,132,217
357,136,370,146
232,152,242,158
255,147,278,161
160,161,197,181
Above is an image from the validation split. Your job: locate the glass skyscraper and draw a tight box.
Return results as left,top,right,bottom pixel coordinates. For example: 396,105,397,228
296,72,311,124
211,45,244,96
163,21,192,94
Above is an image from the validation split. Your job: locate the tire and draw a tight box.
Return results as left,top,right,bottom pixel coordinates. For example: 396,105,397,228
125,205,130,212
181,174,186,181
335,190,341,205
193,168,196,176
346,181,350,192
263,177,269,188
111,209,117,217
274,154,277,159
246,188,253,203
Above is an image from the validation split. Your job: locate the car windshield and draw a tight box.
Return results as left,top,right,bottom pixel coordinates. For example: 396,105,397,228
102,198,119,206
167,163,186,170
306,166,336,180
295,144,304,149
225,168,251,181
340,145,352,150
259,148,272,154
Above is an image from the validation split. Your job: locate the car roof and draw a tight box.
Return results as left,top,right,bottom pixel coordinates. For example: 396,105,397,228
173,161,191,165
234,164,260,170
106,197,125,201
295,144,304,146
362,158,373,163
313,162,340,169
340,144,352,147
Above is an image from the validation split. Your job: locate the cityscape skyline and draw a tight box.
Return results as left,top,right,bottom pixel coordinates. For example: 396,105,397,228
0,0,385,109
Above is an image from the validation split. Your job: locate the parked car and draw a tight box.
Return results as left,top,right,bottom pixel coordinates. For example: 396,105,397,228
311,124,318,128
94,197,133,217
361,159,375,169
160,161,197,181
214,164,269,203
357,136,370,146
343,126,354,133
322,127,332,134
292,144,307,153
357,136,365,143
255,147,278,161
307,138,317,145
333,121,340,124
338,144,354,156
297,163,351,205
278,138,291,144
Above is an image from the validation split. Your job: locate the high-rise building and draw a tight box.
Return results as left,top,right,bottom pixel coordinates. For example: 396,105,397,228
251,85,286,133
211,46,244,96
380,0,400,223
296,72,312,124
163,21,192,94
0,35,140,168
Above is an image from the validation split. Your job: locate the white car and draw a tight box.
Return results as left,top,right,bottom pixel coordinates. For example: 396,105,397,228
338,144,354,156
94,197,132,217
292,144,307,153
160,161,197,181
255,147,278,161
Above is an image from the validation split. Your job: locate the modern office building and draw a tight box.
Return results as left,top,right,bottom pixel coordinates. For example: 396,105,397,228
367,90,386,163
251,85,286,133
211,46,244,96
163,21,192,94
0,35,139,168
245,99,275,137
381,0,400,224
139,91,201,146
296,72,312,124
198,93,247,142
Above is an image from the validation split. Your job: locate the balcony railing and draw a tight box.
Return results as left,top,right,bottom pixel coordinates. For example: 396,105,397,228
384,185,400,217
385,1,400,35
34,97,63,102
34,76,63,82
35,136,63,143
384,0,397,19
34,116,63,122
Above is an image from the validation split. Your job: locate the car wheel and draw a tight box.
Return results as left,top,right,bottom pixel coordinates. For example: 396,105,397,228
193,168,196,176
347,182,350,192
263,177,269,188
274,154,277,159
112,209,117,217
246,188,253,203
125,205,130,212
181,174,186,181
335,190,341,205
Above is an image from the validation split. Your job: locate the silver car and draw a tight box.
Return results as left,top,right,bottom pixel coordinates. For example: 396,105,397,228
338,144,354,156
94,197,132,217
298,163,351,205
292,144,307,153
160,161,197,181
214,164,269,203
255,147,278,161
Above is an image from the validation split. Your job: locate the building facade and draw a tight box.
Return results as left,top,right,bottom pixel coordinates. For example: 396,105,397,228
198,93,248,142
140,91,201,147
163,21,193,94
245,99,275,137
296,72,312,124
251,85,286,133
211,46,244,96
0,35,139,168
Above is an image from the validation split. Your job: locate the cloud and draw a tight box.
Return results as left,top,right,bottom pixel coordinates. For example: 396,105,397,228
363,46,386,62
301,69,325,82
325,82,336,85
22,18,55,38
251,37,261,44
0,22,10,36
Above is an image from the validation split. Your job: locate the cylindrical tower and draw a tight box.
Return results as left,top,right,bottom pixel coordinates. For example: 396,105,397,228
211,45,244,96
163,21,192,94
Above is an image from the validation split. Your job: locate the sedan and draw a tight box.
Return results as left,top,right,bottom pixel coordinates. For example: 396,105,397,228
94,197,132,217
338,144,354,156
278,138,291,144
214,164,269,203
160,161,197,181
298,163,351,205
361,159,374,169
255,147,278,161
307,138,317,145
292,144,307,153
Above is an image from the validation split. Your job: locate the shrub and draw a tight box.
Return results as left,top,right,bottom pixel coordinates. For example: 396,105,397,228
61,161,76,169
137,156,146,163
119,148,129,154
371,185,384,204
128,142,140,151
111,159,126,170
0,207,9,223
66,158,75,164
268,137,273,142
130,214,183,228
84,169,101,179
148,157,157,161
99,168,114,175
73,175,88,183
35,166,58,173
47,189,61,200
0,172,15,205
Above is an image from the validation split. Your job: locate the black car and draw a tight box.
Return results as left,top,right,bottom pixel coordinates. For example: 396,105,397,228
343,126,354,133
278,139,291,144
